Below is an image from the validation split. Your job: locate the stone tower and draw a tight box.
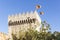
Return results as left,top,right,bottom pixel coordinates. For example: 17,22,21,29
8,11,41,40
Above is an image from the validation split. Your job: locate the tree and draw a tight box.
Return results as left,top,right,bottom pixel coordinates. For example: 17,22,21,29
12,21,58,40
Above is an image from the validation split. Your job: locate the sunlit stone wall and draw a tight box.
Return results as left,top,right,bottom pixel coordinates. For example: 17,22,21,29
0,32,9,40
8,11,41,40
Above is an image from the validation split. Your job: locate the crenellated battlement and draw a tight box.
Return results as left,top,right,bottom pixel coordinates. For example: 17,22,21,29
8,11,41,40
8,11,41,25
8,11,33,20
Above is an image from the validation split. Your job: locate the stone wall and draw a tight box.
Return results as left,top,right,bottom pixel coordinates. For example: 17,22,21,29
0,32,9,40
8,11,41,40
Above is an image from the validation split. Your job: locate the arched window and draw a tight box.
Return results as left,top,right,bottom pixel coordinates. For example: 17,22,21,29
22,20,24,24
32,18,36,23
13,21,16,25
15,21,17,25
8,20,12,26
20,21,21,24
26,19,28,24
24,20,26,24
28,18,30,23
18,21,19,23
17,21,20,25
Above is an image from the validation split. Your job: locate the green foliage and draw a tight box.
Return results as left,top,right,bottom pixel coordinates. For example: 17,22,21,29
11,21,60,40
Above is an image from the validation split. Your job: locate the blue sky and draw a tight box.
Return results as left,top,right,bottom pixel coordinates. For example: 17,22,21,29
0,0,60,33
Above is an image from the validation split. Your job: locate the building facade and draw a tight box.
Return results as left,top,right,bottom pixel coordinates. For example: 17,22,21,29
8,11,41,40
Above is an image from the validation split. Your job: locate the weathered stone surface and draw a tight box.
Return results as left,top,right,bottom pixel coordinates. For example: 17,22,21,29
0,32,9,40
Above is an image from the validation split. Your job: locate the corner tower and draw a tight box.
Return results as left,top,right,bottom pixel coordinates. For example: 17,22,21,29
8,11,41,40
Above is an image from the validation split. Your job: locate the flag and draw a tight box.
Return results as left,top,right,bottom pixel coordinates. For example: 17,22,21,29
36,5,41,9
40,12,44,15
